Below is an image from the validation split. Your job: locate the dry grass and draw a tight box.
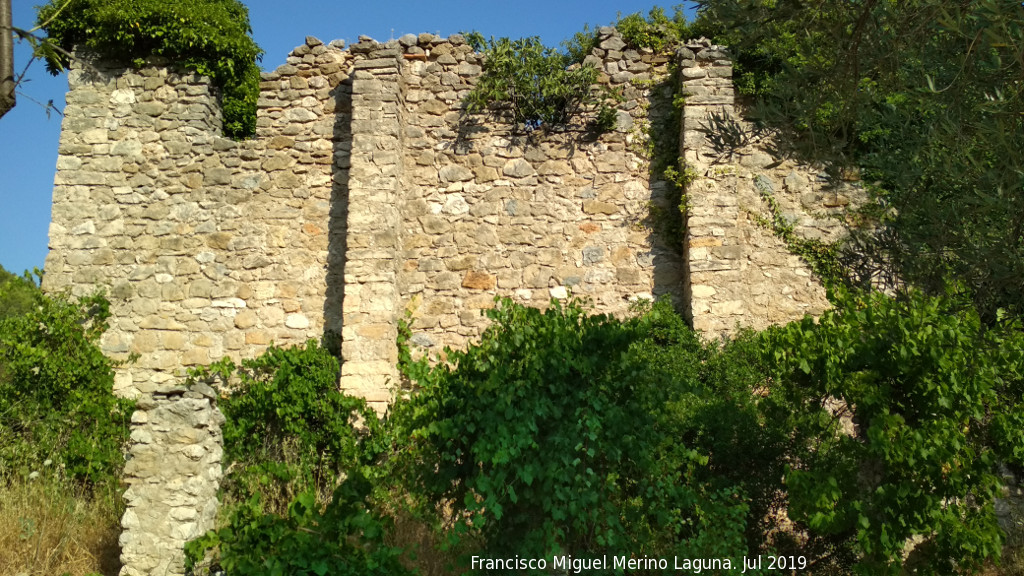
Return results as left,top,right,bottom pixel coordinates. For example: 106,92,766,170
388,504,470,576
0,473,122,576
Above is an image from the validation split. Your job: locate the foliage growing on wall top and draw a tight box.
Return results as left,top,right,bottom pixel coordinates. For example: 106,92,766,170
614,6,691,52
37,0,263,139
463,34,617,133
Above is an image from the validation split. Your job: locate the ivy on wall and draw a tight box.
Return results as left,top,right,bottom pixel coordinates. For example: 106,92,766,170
37,0,263,139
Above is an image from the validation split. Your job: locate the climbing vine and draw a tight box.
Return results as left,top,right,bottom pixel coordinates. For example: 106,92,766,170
752,175,844,286
37,0,263,138
633,74,694,254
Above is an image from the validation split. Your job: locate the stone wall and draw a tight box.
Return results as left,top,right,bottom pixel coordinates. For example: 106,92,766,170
42,30,865,576
43,33,861,406
678,39,859,337
119,380,223,576
392,28,682,363
43,42,354,399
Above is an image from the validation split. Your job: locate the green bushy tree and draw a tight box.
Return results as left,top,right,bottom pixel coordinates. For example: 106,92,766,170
763,289,1024,574
692,0,1024,319
392,298,767,566
190,341,380,507
0,279,133,487
187,475,410,576
37,0,263,138
186,341,410,576
0,265,38,321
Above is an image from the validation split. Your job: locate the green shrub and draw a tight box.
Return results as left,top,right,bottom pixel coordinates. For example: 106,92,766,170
37,0,263,138
614,7,689,52
0,266,39,321
186,341,410,575
763,289,1024,574
463,36,607,133
392,298,764,565
190,341,379,508
186,478,410,576
0,284,133,487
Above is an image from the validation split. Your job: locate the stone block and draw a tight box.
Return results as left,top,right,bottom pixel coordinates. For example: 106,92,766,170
462,270,496,290
583,200,618,215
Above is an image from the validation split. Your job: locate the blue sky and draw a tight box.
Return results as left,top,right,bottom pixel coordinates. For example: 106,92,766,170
0,0,695,277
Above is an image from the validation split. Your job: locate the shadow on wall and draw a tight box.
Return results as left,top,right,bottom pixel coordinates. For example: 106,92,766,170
645,74,687,316
322,74,354,357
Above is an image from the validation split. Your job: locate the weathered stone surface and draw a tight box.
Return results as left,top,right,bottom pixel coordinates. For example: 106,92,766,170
119,383,224,576
462,270,496,290
583,200,618,215
502,158,535,178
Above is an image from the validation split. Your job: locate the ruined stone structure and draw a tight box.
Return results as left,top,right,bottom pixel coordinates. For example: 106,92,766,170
119,381,223,576
42,28,857,575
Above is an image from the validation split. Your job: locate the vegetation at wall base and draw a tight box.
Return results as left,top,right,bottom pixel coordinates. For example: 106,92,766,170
0,470,122,576
389,294,1024,574
185,341,412,576
37,0,263,138
179,286,1022,575
0,265,129,575
0,267,133,488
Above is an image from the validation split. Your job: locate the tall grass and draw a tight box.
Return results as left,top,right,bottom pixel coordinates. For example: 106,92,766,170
0,472,121,576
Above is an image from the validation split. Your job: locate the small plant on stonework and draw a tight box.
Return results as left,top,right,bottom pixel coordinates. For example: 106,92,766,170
638,70,693,254
593,85,625,133
463,35,604,133
562,23,600,65
615,6,690,52
752,175,845,285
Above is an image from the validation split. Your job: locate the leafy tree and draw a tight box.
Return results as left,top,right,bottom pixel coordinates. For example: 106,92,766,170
36,0,263,138
0,282,133,486
763,289,1024,574
0,264,39,320
691,0,1024,319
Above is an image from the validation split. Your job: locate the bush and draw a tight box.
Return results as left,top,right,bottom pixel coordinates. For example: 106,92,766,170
190,292,1022,575
37,0,263,138
186,341,410,576
763,289,1024,574
614,7,689,52
187,478,410,576
191,341,380,509
0,282,133,488
392,298,765,565
0,266,39,321
462,35,610,133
